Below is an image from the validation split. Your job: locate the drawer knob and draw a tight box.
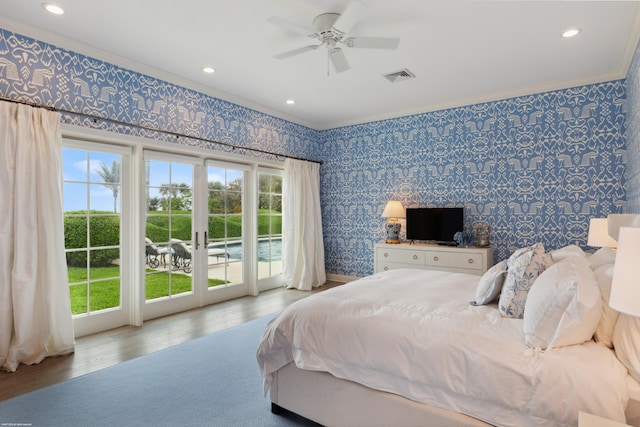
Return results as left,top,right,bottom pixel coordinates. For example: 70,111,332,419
433,256,439,262
468,258,474,264
384,266,389,271
384,252,388,257
413,255,418,260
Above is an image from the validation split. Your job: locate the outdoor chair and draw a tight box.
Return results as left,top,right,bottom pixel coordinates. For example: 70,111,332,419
169,239,192,273
145,238,162,268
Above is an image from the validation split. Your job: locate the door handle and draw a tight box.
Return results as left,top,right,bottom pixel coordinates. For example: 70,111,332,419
195,231,200,250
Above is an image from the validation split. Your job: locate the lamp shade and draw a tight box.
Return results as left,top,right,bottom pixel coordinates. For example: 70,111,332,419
607,214,640,241
610,226,640,317
382,200,405,219
587,218,617,247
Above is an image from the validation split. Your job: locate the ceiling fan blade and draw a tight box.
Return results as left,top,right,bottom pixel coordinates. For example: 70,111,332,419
329,48,350,73
274,45,320,59
332,1,367,34
344,37,400,49
267,16,314,37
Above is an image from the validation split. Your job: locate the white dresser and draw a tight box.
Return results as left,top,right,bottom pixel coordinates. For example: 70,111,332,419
374,243,495,276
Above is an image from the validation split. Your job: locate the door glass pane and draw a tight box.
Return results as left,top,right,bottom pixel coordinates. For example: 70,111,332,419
207,166,244,286
63,148,122,316
258,172,283,279
145,159,194,300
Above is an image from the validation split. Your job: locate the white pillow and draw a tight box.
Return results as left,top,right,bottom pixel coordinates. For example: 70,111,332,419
588,247,616,270
523,257,601,350
550,245,585,262
470,260,508,306
613,314,640,383
593,264,620,348
499,243,551,318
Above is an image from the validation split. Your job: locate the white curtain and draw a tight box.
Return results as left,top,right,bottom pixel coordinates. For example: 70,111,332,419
0,102,75,372
282,158,326,290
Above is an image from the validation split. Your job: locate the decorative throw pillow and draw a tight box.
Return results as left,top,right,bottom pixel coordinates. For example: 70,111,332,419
613,314,640,383
523,257,601,350
470,260,508,306
593,264,619,348
550,245,585,263
498,243,551,318
587,247,616,270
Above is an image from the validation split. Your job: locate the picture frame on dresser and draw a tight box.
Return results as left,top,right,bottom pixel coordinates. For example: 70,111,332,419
374,242,495,276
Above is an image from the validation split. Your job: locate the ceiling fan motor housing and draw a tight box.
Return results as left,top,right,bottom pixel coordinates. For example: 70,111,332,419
313,13,344,46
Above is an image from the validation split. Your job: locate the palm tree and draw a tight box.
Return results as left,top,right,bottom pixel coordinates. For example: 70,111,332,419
96,160,120,212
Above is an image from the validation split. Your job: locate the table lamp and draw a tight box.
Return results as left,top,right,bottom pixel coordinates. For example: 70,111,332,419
587,218,617,248
382,200,405,244
610,226,640,317
607,214,640,241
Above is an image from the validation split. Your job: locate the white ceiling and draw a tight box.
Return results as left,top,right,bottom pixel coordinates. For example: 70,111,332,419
1,0,639,130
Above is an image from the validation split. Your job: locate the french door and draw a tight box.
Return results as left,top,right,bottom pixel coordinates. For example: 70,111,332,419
62,133,278,335
62,139,132,337
142,153,251,320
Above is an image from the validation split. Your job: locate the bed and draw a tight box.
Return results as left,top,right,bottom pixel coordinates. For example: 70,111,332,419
257,245,640,427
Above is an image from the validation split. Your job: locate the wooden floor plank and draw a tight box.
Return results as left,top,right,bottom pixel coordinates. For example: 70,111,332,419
0,281,343,401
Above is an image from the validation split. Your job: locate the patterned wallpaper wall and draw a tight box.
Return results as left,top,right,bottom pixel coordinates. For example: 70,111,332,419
318,82,627,277
0,28,631,279
626,35,640,214
0,29,320,162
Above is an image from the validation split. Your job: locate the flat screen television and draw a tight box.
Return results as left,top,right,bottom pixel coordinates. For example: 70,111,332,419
405,207,464,245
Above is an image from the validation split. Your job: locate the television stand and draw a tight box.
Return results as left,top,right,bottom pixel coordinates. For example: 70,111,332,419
374,243,495,276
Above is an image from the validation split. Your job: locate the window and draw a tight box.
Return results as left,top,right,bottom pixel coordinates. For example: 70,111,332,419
257,170,283,280
63,147,123,316
61,132,284,336
207,163,245,285
144,159,195,301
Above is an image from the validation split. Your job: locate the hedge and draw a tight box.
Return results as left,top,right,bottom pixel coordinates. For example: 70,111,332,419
65,211,120,267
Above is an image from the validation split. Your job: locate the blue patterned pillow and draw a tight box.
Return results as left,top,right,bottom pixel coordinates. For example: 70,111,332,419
498,243,552,318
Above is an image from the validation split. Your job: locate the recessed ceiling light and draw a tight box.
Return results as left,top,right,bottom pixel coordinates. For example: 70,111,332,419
562,28,581,38
42,3,64,15
202,66,215,74
286,99,295,105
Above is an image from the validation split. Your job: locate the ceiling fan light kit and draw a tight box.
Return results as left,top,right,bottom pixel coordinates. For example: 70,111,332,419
270,1,400,74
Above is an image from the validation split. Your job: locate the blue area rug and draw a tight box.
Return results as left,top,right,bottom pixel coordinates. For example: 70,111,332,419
0,315,318,426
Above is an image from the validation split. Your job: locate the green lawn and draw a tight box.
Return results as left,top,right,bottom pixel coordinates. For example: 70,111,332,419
68,266,226,315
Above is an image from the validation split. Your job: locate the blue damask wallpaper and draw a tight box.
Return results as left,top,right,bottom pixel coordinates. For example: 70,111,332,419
318,83,627,276
0,29,319,162
0,27,632,279
626,35,640,214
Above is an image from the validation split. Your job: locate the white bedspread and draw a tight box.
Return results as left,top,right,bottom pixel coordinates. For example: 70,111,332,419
257,268,629,427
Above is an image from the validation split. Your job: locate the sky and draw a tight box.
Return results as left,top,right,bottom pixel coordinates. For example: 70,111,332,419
62,148,243,213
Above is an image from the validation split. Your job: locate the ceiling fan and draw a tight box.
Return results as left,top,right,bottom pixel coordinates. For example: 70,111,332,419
268,1,400,74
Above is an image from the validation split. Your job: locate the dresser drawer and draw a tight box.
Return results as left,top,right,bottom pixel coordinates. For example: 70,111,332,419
424,251,483,271
377,261,421,272
377,248,425,265
374,243,494,275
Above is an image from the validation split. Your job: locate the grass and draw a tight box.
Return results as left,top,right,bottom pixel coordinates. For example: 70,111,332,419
68,266,227,315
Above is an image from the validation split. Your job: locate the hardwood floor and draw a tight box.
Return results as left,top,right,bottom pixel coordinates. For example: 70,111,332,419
0,281,344,401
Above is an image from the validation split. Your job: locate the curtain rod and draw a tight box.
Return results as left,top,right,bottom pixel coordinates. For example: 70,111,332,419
1,97,323,165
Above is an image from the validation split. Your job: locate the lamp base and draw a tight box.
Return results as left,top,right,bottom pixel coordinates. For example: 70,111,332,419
385,222,402,244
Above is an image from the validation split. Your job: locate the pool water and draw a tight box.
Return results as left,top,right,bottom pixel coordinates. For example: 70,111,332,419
210,239,282,262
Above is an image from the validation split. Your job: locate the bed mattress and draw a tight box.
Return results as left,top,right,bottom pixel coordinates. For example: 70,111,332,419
257,268,629,427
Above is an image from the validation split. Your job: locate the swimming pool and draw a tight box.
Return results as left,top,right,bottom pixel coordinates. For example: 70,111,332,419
209,239,281,262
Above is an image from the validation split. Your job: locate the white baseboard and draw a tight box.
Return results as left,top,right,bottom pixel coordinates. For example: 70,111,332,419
326,273,359,283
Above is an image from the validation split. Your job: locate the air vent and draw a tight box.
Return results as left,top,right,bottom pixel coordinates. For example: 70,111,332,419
383,69,415,83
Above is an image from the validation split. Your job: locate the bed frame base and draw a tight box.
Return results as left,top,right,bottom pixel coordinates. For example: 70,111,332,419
270,363,490,427
271,402,282,415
